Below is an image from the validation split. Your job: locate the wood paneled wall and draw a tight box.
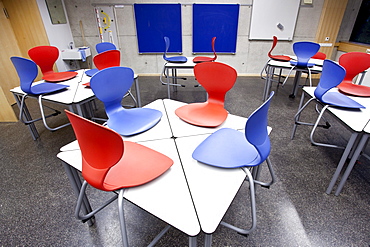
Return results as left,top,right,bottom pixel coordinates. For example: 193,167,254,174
315,0,349,59
0,0,49,122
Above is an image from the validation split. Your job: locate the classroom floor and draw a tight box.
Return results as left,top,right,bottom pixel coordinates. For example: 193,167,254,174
1,75,370,247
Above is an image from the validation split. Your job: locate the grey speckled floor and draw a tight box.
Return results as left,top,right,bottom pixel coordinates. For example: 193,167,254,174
1,75,370,247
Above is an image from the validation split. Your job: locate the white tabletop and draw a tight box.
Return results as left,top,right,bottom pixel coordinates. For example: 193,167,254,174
124,138,200,236
303,87,370,132
163,99,247,138
175,134,247,234
267,59,323,72
164,57,197,69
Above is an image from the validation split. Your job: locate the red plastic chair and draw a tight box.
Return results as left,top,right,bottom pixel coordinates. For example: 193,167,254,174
337,52,370,97
175,62,237,127
64,110,173,246
28,46,77,82
93,49,121,70
193,37,217,63
260,36,291,83
311,52,327,60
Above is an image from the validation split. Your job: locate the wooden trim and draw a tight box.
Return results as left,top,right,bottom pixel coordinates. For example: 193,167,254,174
336,41,370,53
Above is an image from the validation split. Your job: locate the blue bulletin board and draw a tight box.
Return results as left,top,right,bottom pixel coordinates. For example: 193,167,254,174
134,4,183,54
192,4,240,54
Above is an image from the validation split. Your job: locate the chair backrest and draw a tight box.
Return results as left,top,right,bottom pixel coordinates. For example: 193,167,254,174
163,36,171,60
28,46,59,75
96,42,117,54
65,110,124,190
211,37,217,60
312,52,327,60
93,50,121,70
194,62,237,106
267,36,279,58
245,91,274,164
10,56,38,94
293,41,320,67
90,66,134,115
339,52,370,83
314,60,346,100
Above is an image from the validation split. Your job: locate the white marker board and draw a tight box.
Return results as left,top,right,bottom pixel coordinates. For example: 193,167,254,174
249,0,300,40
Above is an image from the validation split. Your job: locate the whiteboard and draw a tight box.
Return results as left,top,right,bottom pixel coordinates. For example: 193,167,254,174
249,0,300,40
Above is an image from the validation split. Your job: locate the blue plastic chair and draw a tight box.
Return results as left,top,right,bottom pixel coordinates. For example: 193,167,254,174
160,36,188,87
192,91,276,235
11,56,70,132
86,42,118,77
282,41,320,87
292,60,365,147
96,42,117,54
90,66,162,136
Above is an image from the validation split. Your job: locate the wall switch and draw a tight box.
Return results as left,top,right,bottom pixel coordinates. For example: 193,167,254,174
304,0,313,4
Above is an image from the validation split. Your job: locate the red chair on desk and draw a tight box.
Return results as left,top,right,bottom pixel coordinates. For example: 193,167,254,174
85,42,118,77
311,51,327,60
64,110,173,247
260,36,291,83
337,52,370,97
28,46,77,82
175,62,237,127
193,37,217,63
10,56,70,133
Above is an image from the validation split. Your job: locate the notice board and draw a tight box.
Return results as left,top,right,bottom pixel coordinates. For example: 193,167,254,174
134,4,183,54
193,4,240,54
249,0,300,40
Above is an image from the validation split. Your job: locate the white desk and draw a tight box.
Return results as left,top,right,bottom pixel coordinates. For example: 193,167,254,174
58,99,256,246
296,87,370,195
11,70,96,139
161,57,198,99
263,58,323,101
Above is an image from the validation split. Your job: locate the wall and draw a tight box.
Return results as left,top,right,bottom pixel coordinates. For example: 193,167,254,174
64,0,326,76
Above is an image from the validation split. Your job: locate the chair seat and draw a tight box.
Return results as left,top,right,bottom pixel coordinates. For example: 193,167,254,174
30,82,69,95
102,141,173,190
175,102,228,127
192,128,259,168
106,108,162,136
290,61,315,67
193,57,216,63
85,69,99,77
165,56,187,63
270,55,291,62
337,82,370,97
321,91,365,108
42,71,78,82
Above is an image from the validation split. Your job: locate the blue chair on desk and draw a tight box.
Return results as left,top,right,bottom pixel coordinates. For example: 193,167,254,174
160,36,188,87
90,66,162,136
64,110,173,247
10,56,70,132
96,42,117,53
291,60,365,146
192,91,276,236
85,42,118,77
282,41,320,87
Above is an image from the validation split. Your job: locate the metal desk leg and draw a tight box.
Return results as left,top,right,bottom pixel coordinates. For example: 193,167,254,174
189,236,197,247
335,133,369,196
134,77,142,107
13,94,40,140
166,67,171,99
290,71,302,98
62,161,94,226
204,234,212,247
263,65,274,101
326,132,359,194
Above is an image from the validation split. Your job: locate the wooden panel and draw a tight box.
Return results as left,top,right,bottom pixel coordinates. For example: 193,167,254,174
314,0,348,59
336,41,370,53
3,0,49,57
0,86,16,122
0,1,21,114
